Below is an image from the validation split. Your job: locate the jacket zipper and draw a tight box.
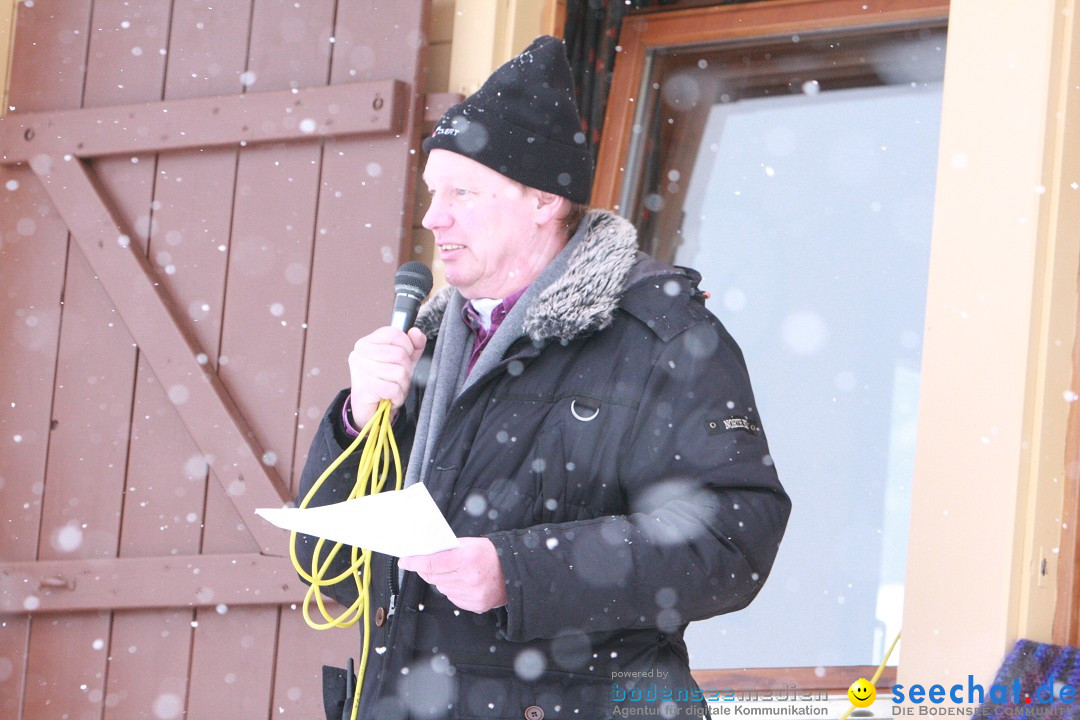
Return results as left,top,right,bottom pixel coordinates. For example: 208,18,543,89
387,557,398,620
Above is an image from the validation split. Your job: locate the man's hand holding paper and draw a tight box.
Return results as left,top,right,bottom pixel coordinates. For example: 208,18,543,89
255,483,458,558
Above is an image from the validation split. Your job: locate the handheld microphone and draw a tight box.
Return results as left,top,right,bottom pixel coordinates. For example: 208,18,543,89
390,262,433,331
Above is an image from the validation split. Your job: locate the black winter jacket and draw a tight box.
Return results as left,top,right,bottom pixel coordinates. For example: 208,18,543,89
296,211,790,720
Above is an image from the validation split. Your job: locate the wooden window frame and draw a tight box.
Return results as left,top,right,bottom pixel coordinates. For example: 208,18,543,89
592,0,950,210
590,0,950,693
1053,279,1080,646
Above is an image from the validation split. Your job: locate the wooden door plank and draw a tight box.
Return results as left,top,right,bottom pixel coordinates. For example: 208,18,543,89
82,0,171,109
23,243,138,719
218,0,337,496
23,611,114,715
0,172,68,561
98,609,192,718
105,4,261,716
188,4,339,717
3,0,93,114
109,356,204,717
107,4,257,715
141,0,260,560
29,155,292,555
293,0,430,495
272,603,360,718
0,165,68,720
185,606,278,720
0,613,31,719
1,4,94,716
215,143,321,484
117,358,208,563
140,149,240,367
164,0,253,100
24,4,173,715
246,0,334,89
0,80,406,163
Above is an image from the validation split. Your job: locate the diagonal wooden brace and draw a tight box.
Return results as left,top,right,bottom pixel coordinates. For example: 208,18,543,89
32,155,292,555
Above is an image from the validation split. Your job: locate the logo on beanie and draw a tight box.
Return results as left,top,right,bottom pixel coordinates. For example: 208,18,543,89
432,125,459,137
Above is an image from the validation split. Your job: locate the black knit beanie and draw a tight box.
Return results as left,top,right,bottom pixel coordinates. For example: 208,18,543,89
422,35,594,204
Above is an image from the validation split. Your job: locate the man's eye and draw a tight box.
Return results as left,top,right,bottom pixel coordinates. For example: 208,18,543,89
454,188,473,197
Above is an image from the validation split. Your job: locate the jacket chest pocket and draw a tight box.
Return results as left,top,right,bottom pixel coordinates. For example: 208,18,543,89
531,396,628,524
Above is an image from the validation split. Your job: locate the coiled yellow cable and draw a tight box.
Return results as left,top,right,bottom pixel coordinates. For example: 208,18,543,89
289,398,402,720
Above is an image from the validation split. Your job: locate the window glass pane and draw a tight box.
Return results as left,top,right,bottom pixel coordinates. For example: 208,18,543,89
625,26,946,669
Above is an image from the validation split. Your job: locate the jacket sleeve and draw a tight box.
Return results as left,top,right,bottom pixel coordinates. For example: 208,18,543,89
294,388,418,608
487,318,791,643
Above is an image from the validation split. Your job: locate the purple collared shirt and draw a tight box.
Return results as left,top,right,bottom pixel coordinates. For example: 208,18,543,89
342,287,527,437
460,286,527,375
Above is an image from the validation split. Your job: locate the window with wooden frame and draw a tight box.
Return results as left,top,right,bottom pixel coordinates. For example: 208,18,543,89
593,0,949,691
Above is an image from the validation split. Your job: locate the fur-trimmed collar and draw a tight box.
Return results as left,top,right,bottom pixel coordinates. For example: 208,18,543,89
414,210,640,343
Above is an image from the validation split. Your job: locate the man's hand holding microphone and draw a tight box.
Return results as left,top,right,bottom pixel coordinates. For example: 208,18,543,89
346,262,431,427
347,326,426,427
351,263,507,614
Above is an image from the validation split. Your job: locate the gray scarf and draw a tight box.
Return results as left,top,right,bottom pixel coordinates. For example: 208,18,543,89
403,220,587,490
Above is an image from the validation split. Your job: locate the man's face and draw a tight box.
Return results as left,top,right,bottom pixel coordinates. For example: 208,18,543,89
422,149,549,300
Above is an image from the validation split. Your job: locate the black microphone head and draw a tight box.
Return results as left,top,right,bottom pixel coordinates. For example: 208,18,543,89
395,261,433,297
390,262,433,332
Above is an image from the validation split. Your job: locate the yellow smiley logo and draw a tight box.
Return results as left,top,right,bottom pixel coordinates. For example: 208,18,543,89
847,678,876,708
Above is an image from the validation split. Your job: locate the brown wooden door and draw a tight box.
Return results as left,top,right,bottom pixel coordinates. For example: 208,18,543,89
0,2,429,718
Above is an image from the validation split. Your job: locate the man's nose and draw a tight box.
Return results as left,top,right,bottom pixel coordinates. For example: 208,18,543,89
422,194,449,230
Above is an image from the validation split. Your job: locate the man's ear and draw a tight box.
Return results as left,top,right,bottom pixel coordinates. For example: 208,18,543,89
533,191,567,226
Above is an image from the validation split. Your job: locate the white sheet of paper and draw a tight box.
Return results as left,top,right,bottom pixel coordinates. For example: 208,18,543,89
255,483,459,558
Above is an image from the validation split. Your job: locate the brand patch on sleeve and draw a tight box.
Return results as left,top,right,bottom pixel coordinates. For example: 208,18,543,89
706,417,759,435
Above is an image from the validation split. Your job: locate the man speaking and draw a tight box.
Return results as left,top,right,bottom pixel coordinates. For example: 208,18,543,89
295,35,790,720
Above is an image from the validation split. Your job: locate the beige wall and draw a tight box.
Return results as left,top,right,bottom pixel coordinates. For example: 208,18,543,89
446,0,550,95
0,0,17,117
901,0,1079,690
